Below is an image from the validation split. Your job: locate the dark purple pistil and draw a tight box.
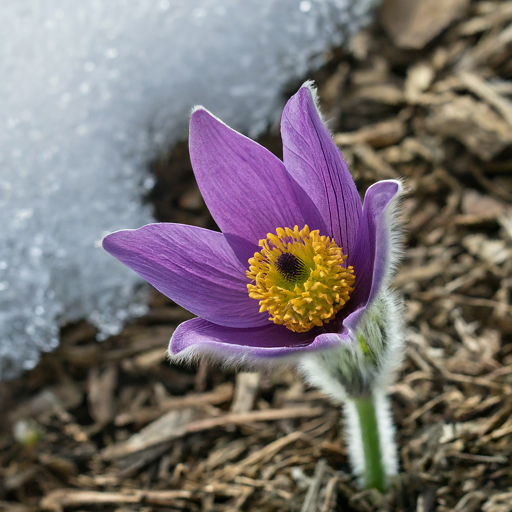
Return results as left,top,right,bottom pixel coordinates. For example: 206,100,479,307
276,252,307,283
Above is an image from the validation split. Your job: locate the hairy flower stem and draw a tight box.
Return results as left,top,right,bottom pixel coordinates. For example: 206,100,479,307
343,389,397,493
352,395,385,492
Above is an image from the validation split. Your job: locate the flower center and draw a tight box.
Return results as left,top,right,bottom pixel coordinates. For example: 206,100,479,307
276,252,308,283
246,225,356,333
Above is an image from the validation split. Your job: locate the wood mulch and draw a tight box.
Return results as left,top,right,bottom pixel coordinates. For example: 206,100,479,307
1,1,512,510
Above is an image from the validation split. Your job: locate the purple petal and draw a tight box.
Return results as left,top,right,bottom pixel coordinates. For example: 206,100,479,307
170,317,350,359
281,83,362,254
189,107,325,251
347,180,401,312
103,223,269,328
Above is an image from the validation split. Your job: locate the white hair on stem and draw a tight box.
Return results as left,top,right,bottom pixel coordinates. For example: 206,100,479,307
343,398,365,480
374,388,398,478
343,389,398,487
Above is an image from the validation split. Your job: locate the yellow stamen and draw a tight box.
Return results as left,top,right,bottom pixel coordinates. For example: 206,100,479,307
246,225,355,333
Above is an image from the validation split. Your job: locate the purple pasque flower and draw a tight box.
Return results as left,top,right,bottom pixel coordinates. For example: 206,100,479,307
103,82,402,362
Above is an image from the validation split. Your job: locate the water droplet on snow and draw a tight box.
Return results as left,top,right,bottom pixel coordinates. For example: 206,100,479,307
79,82,90,94
143,177,156,190
193,8,206,18
48,76,60,87
23,358,38,370
48,338,59,349
16,209,34,221
105,48,118,59
300,1,312,12
6,118,19,129
30,246,43,259
76,124,89,136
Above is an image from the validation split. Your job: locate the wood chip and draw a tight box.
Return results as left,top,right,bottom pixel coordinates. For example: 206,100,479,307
300,458,327,512
87,365,117,425
424,96,512,160
115,382,233,426
230,372,260,414
334,117,407,148
458,71,512,127
380,0,470,49
103,407,323,459
41,489,193,512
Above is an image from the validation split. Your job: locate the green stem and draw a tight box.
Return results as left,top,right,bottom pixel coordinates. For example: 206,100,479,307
353,395,385,492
